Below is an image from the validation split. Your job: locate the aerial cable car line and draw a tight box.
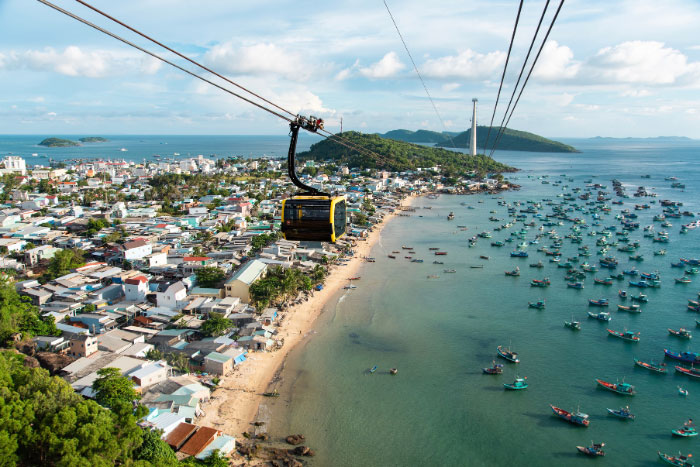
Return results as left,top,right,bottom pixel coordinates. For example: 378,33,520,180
37,0,383,167
383,0,456,148
489,0,565,157
487,0,551,155
483,0,524,153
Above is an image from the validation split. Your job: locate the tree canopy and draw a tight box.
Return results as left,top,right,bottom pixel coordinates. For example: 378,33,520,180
199,312,233,337
195,267,225,288
92,367,141,409
0,279,59,346
42,248,85,283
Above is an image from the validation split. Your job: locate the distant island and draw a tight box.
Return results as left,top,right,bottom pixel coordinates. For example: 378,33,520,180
379,126,578,153
79,137,108,143
298,131,516,176
38,137,80,147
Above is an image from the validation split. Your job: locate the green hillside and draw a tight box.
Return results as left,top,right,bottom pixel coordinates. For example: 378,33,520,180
436,126,578,153
379,129,454,143
79,137,108,143
38,137,80,147
298,131,516,176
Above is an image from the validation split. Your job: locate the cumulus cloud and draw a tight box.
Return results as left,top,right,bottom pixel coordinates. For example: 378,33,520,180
420,49,505,80
441,82,461,92
620,89,651,97
203,42,310,81
532,41,580,81
358,52,405,79
0,46,163,78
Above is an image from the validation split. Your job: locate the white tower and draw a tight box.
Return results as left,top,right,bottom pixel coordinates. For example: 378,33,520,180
470,98,478,156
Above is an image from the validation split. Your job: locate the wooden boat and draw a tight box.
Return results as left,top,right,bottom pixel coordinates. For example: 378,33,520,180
657,451,694,467
588,311,612,321
482,361,504,374
428,247,439,250
630,293,648,303
387,255,396,259
530,278,550,287
470,265,483,269
567,281,584,289
411,259,424,263
607,406,635,420
529,261,544,268
443,269,456,273
505,268,520,276
401,246,413,249
435,251,447,256
479,255,489,260
564,320,581,330
665,349,700,365
497,345,519,363
576,443,605,457
672,420,698,437
675,365,700,379
390,368,398,375
369,365,378,374
528,300,545,309
617,304,641,313
550,405,590,426
426,275,440,279
596,378,636,395
588,298,609,306
433,261,444,265
669,328,693,339
503,377,528,390
607,329,640,342
594,278,613,285
676,276,692,284
343,284,357,290
348,276,361,281
618,289,627,299
510,251,528,257
262,390,280,397
634,358,667,373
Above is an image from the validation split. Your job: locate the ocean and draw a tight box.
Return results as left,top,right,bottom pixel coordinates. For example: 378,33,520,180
0,134,319,166
263,138,700,466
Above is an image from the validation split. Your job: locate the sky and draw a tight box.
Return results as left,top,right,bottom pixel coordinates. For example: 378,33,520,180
2,0,700,137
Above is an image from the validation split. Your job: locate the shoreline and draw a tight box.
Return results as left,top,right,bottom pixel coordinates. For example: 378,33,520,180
196,195,416,438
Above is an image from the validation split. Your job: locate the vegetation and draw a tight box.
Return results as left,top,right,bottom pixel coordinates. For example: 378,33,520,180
78,137,108,143
92,367,142,409
250,232,279,254
298,131,515,177
38,137,80,147
435,126,579,153
249,265,318,310
378,129,458,143
41,248,85,283
0,279,59,346
195,266,226,288
0,350,174,466
200,312,233,337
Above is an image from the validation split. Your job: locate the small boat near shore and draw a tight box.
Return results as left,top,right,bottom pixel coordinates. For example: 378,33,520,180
675,365,700,379
528,300,545,309
550,405,590,426
669,328,693,339
588,311,612,321
576,442,605,457
503,377,528,390
369,365,378,374
634,358,667,373
608,329,640,341
672,420,698,437
262,389,280,397
658,451,694,466
607,406,635,420
482,361,504,374
497,345,519,363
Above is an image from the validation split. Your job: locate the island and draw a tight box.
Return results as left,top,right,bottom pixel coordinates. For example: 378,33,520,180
298,131,516,176
379,126,578,153
79,137,109,143
38,137,80,147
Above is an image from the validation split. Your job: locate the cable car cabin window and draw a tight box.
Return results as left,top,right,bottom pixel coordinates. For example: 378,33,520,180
333,199,346,238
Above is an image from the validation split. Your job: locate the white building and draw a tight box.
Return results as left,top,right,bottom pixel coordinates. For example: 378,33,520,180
123,275,149,301
2,156,26,175
156,281,188,309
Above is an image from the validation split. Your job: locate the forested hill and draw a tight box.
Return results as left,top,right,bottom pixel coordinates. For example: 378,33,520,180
378,129,458,143
297,131,516,175
435,126,578,153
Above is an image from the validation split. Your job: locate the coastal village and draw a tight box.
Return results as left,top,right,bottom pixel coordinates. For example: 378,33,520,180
0,152,509,465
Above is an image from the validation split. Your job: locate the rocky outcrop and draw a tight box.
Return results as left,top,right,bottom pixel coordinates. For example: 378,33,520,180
285,434,305,445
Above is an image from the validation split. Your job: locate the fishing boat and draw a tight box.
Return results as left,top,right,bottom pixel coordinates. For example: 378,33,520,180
676,276,692,284
262,389,280,397
594,278,613,285
607,329,640,342
588,298,609,306
675,365,700,379
491,241,505,247
679,386,689,397
656,249,667,256
672,420,698,437
435,251,447,256
505,268,520,276
411,259,424,263
576,443,605,457
426,274,440,279
530,278,550,287
567,282,584,289
433,261,444,265
528,300,545,309
401,246,413,250
596,378,636,395
634,358,667,373
387,254,396,259
447,212,454,220
630,293,648,303
470,265,484,269
618,289,627,299
529,261,544,268
657,451,694,467
607,406,635,420
564,318,581,330
348,276,361,281
497,345,519,363
629,254,644,261
343,284,357,290
482,361,504,374
510,251,528,257
443,269,456,273
664,349,700,365
504,377,528,390
428,247,439,251
369,365,378,374
588,311,612,321
617,304,641,313
669,328,693,339
550,405,590,426
672,262,685,268
479,255,489,260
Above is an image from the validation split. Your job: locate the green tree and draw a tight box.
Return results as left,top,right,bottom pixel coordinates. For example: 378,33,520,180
42,248,85,282
200,312,233,337
0,281,59,345
92,367,140,409
145,348,164,361
134,428,178,466
165,352,190,374
196,266,225,288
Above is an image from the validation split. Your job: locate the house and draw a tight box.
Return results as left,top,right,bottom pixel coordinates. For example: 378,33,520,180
130,361,169,388
164,422,198,451
68,335,98,358
70,313,117,334
179,426,220,457
24,245,60,266
224,259,267,303
124,275,149,301
195,434,236,460
123,239,152,261
156,281,187,309
203,352,234,376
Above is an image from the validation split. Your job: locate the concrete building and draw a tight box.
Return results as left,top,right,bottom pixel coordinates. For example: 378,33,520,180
68,335,98,358
2,156,26,175
224,259,267,303
124,275,149,301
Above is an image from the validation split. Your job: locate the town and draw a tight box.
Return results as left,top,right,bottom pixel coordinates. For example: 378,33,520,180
0,152,510,464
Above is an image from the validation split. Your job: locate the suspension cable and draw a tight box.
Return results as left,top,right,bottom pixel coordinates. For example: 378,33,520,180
484,0,523,152
490,0,565,156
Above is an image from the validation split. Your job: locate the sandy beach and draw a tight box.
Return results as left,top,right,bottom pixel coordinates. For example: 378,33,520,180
197,196,414,437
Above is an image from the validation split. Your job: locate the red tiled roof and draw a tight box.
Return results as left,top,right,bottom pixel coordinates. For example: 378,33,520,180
124,275,148,285
183,256,211,262
179,426,219,456
164,422,197,450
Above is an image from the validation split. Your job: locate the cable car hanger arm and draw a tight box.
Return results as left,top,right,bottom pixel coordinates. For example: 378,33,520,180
288,116,329,197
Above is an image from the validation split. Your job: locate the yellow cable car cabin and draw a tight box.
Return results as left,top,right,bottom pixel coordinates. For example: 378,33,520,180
281,195,346,242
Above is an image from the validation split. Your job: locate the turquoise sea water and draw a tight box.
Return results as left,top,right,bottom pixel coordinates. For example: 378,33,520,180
266,139,700,466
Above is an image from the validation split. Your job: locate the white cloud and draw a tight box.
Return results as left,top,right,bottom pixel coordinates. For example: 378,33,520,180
358,52,405,79
621,89,651,97
204,42,311,81
441,82,461,92
140,56,162,75
532,41,580,81
421,49,505,80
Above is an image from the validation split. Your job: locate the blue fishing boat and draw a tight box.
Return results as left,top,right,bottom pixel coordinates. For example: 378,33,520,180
588,311,611,321
482,361,504,374
510,251,528,257
658,451,694,466
596,378,636,395
618,289,627,299
665,349,700,365
567,282,584,289
623,268,638,275
369,365,378,373
630,293,648,302
588,298,609,306
497,345,519,363
528,300,545,309
503,377,528,390
577,443,605,457
672,420,698,437
607,406,635,420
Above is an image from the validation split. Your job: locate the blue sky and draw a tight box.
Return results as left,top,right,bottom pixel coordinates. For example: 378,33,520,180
2,0,700,137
